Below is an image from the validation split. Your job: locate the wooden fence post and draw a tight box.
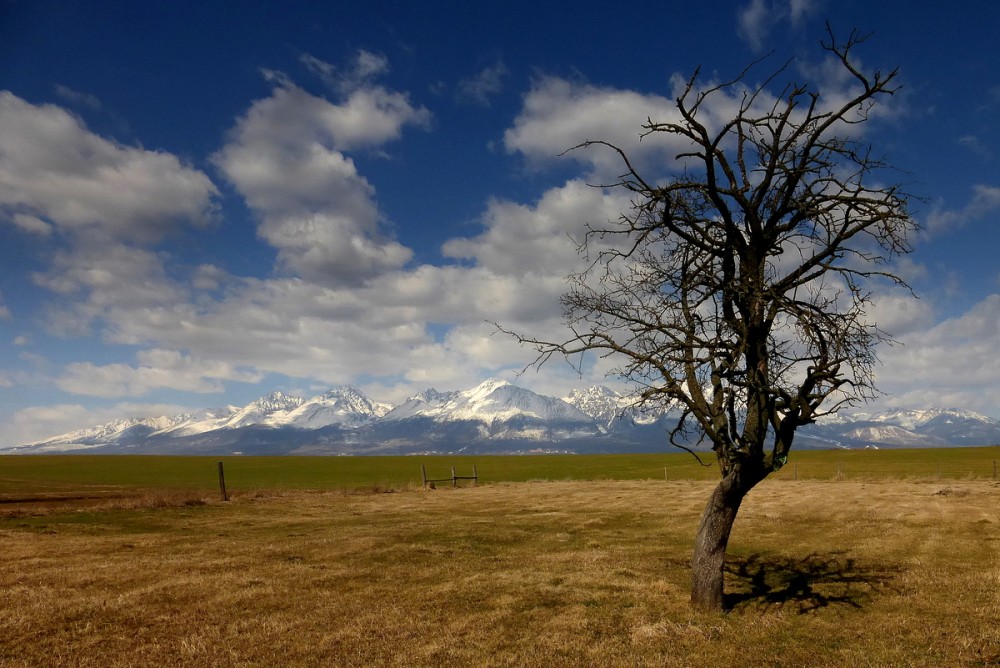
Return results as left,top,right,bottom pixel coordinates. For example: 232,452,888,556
217,461,228,502
664,466,668,481
794,462,798,481
473,464,478,486
451,465,457,488
993,460,997,481
421,464,427,488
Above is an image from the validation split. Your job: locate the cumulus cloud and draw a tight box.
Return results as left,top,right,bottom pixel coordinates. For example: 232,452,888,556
32,241,185,338
443,179,628,275
0,92,218,243
504,76,681,178
503,74,817,181
212,74,429,285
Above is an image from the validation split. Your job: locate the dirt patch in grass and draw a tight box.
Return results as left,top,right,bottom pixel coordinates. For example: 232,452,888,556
1,480,998,667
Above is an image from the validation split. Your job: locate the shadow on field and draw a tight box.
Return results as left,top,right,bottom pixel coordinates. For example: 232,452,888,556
724,552,900,613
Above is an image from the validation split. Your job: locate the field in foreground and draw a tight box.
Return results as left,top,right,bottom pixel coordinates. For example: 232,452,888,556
2,479,999,667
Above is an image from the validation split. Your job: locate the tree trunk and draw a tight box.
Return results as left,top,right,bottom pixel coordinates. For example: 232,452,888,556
690,472,751,611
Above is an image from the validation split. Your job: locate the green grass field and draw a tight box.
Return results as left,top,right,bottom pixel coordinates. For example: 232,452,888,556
2,447,999,501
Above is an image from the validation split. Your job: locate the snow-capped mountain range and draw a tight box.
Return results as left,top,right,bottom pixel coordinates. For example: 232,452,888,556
5,380,1000,456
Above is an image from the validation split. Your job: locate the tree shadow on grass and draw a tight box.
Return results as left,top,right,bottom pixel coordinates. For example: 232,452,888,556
724,552,901,614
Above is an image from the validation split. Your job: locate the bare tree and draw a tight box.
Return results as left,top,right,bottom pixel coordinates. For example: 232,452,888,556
502,29,917,610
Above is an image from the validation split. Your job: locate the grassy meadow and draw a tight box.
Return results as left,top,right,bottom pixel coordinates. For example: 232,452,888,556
2,446,999,501
2,449,999,666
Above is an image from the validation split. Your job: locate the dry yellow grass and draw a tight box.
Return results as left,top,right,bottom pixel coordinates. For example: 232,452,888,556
2,479,998,667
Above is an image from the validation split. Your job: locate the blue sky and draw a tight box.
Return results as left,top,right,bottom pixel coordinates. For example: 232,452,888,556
1,0,999,446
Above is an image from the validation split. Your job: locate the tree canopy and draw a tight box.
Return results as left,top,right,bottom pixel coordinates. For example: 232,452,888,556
503,28,918,610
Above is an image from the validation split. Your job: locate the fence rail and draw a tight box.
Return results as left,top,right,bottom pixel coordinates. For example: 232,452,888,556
421,464,478,488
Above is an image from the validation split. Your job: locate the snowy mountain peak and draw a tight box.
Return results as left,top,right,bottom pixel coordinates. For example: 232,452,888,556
449,379,593,424
563,385,665,427
563,386,627,425
223,391,305,428
466,378,512,400
381,388,457,421
284,386,391,428
382,379,593,426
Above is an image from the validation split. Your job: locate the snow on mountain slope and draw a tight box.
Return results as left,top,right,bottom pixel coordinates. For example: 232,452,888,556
153,406,240,437
19,415,190,451
843,425,948,448
281,387,391,429
380,388,458,421
562,385,666,427
218,387,390,430
562,386,626,426
386,379,594,425
222,391,305,429
451,379,594,423
851,408,996,431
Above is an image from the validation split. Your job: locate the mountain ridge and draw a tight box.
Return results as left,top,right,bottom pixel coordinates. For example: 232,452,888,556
6,380,1000,455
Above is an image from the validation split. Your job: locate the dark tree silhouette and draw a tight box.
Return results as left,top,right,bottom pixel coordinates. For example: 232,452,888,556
502,29,917,610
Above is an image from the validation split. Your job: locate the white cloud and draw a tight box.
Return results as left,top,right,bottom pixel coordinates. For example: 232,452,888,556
867,291,935,338
300,50,391,95
924,184,1000,237
0,92,218,243
28,189,594,397
443,179,627,274
10,213,53,236
52,84,102,110
55,349,263,398
958,134,992,159
737,0,821,51
456,60,509,107
876,293,1000,417
218,78,428,157
32,241,185,338
504,76,681,178
503,74,796,182
212,76,429,285
737,0,771,51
